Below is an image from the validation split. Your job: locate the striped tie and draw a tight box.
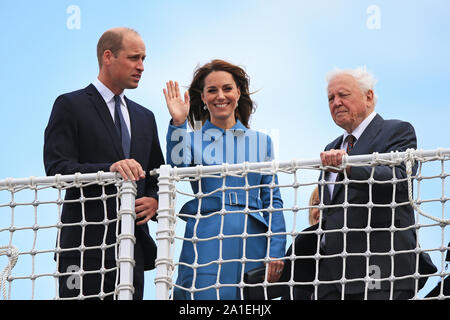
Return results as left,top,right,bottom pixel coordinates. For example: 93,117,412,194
336,135,357,183
114,95,131,158
346,134,356,153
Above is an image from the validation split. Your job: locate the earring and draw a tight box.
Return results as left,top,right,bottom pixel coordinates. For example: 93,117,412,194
203,104,208,111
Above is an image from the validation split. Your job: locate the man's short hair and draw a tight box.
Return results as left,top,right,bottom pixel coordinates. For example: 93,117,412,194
96,27,140,67
326,66,378,105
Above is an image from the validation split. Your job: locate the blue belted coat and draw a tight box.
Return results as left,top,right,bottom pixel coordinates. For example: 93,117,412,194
166,119,286,300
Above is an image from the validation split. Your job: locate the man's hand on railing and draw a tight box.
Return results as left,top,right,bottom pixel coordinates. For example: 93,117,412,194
320,149,351,175
110,159,146,181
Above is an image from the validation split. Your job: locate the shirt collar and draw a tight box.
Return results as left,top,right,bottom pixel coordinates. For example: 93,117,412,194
342,111,377,143
92,78,126,106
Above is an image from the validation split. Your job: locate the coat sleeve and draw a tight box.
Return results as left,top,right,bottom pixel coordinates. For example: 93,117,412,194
166,120,192,168
43,94,113,176
259,134,286,258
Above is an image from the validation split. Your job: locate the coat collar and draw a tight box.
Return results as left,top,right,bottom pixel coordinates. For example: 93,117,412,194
326,113,382,155
202,119,247,140
92,78,126,105
346,113,383,156
342,112,377,150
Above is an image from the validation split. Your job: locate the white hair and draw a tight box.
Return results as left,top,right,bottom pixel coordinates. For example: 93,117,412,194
326,66,378,105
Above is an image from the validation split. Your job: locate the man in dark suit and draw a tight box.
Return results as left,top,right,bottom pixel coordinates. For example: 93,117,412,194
43,27,164,299
317,67,434,300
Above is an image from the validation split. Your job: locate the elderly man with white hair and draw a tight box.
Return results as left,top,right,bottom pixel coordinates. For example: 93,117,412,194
316,67,435,300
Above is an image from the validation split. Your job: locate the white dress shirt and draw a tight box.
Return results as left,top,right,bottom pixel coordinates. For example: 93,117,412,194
92,78,131,137
326,111,377,196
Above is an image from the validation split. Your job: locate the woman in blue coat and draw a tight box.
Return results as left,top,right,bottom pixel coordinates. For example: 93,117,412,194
163,59,286,300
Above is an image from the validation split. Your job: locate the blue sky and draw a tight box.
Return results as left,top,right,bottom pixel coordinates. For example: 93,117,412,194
0,0,449,299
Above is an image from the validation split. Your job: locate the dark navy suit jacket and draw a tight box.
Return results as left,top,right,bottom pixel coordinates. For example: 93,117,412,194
318,114,428,295
43,84,165,270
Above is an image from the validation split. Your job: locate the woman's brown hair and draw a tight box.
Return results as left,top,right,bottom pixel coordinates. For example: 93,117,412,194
187,59,256,129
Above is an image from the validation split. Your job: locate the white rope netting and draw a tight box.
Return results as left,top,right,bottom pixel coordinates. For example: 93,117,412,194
0,172,136,300
0,245,18,299
0,149,449,300
153,148,450,300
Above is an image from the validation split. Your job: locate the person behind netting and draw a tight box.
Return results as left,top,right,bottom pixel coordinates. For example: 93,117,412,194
163,59,286,300
277,186,321,300
308,186,321,226
317,66,436,300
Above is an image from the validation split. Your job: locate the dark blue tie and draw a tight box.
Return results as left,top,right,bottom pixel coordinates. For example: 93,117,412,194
114,95,131,158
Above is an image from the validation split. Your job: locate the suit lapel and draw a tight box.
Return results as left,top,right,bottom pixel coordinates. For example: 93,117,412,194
125,97,138,157
85,84,124,159
331,114,384,200
347,114,383,156
327,136,344,152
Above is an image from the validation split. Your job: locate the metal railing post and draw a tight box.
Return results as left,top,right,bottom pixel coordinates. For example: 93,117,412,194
117,180,137,300
154,165,174,300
